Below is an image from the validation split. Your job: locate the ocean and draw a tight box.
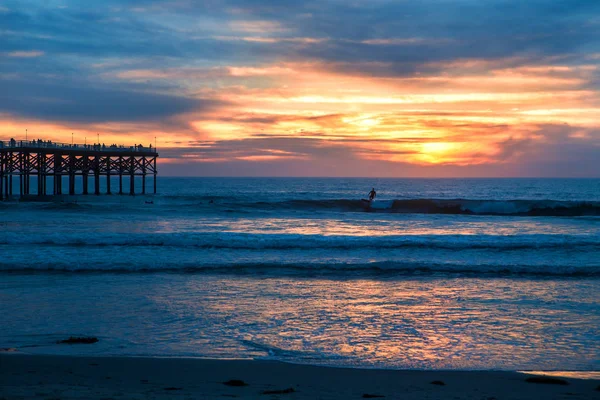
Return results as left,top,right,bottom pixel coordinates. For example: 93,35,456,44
1,177,599,371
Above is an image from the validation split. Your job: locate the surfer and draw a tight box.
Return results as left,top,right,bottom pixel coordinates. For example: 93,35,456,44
368,188,376,201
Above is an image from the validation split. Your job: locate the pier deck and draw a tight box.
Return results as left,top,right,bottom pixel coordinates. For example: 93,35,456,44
0,139,158,200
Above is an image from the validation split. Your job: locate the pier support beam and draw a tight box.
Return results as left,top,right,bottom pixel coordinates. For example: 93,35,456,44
5,152,9,198
24,153,30,195
3,153,9,198
69,174,75,195
69,155,75,195
82,156,89,195
0,154,3,200
19,153,23,197
37,153,43,196
119,156,123,195
142,157,146,195
54,154,62,195
94,156,100,195
129,156,135,195
106,157,111,194
82,174,88,195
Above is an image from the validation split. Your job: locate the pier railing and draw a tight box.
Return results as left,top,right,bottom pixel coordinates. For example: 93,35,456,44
0,139,157,154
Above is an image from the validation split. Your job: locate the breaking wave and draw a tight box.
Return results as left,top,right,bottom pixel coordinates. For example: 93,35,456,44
1,231,599,250
225,198,600,216
1,260,598,277
4,195,600,217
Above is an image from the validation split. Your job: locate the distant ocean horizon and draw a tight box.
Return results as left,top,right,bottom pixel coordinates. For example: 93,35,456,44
159,175,600,179
1,177,598,371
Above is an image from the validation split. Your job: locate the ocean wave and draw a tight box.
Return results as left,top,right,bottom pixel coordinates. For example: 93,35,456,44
4,196,600,217
1,232,598,250
150,197,600,217
222,198,600,216
1,260,597,277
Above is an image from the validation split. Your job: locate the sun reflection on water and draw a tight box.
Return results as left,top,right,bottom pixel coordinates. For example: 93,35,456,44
138,276,599,370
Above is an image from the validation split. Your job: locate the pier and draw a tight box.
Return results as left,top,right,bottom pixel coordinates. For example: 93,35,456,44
0,139,158,200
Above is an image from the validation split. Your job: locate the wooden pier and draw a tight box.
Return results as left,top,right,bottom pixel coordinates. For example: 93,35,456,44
0,139,158,200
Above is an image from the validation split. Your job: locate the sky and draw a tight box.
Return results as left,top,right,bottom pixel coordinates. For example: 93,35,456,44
1,0,599,177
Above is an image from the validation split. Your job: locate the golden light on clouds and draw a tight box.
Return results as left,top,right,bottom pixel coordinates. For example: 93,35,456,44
1,1,599,176
2,56,599,173
419,142,459,164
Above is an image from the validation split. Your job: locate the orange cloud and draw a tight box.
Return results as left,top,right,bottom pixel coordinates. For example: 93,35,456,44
3,55,599,173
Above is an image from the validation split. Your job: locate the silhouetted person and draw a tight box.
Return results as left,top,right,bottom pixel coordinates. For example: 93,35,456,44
368,188,376,201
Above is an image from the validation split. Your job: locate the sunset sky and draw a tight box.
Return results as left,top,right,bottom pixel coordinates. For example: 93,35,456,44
1,0,599,177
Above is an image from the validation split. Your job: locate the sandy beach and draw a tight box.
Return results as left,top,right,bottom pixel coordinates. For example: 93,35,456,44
1,354,598,400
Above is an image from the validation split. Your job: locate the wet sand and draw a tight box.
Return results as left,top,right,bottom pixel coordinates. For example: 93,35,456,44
1,354,599,399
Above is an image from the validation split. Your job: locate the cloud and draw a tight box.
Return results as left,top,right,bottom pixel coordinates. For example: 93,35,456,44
0,0,598,176
0,76,218,123
153,122,600,177
5,50,44,57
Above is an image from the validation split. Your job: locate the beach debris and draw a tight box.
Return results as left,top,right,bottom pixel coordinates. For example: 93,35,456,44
525,376,568,385
261,387,295,395
0,348,17,352
430,380,446,386
164,387,183,391
223,379,248,387
362,394,385,398
57,336,99,344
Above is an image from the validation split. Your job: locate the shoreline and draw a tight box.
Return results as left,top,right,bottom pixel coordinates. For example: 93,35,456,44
2,354,599,399
4,350,600,378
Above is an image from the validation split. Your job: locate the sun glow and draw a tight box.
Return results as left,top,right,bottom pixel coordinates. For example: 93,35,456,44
417,142,458,164
2,56,599,173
